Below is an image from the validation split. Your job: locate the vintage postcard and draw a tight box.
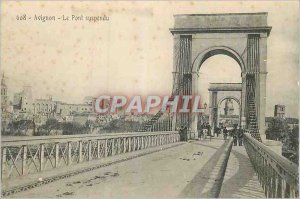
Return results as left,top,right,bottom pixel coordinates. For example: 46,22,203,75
0,0,299,198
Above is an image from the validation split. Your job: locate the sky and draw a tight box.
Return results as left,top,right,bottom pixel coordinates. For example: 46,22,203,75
1,1,299,118
199,54,242,115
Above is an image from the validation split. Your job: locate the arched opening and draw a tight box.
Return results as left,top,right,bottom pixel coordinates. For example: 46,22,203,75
218,97,241,129
192,46,246,74
196,52,242,131
198,55,242,107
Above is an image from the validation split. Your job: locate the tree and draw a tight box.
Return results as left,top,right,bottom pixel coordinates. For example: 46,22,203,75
6,120,34,136
103,118,140,133
289,126,299,151
61,122,87,135
265,117,290,141
37,118,60,136
85,120,95,133
283,126,299,164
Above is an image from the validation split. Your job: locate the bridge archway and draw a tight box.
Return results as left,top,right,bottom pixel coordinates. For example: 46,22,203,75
170,13,271,140
218,96,241,107
208,83,242,133
218,96,241,130
192,46,246,74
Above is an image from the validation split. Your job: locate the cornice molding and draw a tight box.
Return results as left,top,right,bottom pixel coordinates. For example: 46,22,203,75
170,27,272,36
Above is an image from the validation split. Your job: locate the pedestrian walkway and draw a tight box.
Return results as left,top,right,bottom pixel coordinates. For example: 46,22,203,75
219,145,265,198
9,138,228,198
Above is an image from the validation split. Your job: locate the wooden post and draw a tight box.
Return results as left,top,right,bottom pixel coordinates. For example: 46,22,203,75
136,137,139,150
55,143,59,168
40,144,45,171
153,136,155,146
290,183,296,198
281,178,286,198
147,136,150,147
123,138,127,153
117,138,121,154
111,138,116,156
97,140,101,158
114,138,117,154
88,140,92,161
128,137,132,152
133,137,136,151
159,135,162,145
277,174,282,197
140,137,142,150
67,142,72,165
22,145,27,175
104,139,108,157
79,141,83,162
158,135,161,146
150,135,154,146
1,147,7,180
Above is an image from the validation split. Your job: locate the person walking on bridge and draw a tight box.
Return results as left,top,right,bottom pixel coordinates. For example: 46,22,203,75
238,126,244,146
179,125,188,142
215,127,221,137
223,127,228,140
198,123,204,140
232,127,238,146
207,124,212,137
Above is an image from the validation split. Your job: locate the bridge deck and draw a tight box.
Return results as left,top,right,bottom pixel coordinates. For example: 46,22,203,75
219,146,265,198
8,138,232,198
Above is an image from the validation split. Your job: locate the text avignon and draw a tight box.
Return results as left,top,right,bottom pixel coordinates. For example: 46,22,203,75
34,14,56,22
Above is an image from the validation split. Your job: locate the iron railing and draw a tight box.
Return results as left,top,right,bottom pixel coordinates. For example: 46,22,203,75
1,131,179,180
244,133,299,198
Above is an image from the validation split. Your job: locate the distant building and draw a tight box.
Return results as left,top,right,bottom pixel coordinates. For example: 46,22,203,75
1,73,9,113
274,104,285,118
12,86,96,124
13,86,33,112
83,96,96,106
224,99,234,116
56,102,94,116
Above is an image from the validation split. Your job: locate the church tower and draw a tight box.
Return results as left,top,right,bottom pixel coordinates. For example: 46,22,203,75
1,73,8,113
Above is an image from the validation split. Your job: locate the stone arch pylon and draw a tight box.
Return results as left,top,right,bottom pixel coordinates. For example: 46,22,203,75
170,13,271,139
208,83,242,133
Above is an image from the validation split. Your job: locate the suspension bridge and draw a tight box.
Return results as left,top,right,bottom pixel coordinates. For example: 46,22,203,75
1,12,299,198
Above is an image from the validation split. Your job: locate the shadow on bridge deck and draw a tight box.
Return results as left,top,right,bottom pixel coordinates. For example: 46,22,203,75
219,146,265,198
178,139,230,198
